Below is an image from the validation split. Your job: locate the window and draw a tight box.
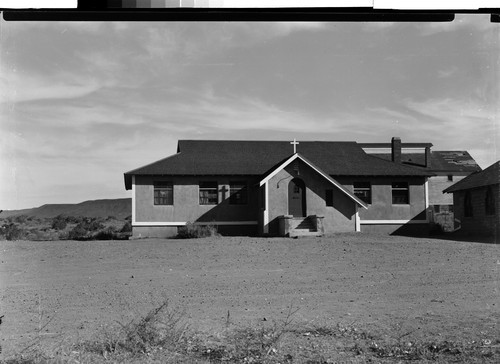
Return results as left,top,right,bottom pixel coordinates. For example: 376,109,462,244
199,181,218,205
392,182,409,204
325,189,334,207
353,182,372,204
229,182,248,205
153,181,173,205
485,186,495,215
447,175,453,182
464,190,473,217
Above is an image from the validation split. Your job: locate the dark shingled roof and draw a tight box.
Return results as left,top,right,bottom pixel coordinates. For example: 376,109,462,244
124,140,434,190
370,151,481,173
444,161,500,193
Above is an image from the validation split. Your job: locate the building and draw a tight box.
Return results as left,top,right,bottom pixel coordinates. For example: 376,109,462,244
124,138,440,238
443,161,499,237
360,143,481,231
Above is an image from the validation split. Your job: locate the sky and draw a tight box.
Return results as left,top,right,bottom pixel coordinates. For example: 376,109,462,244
0,15,498,210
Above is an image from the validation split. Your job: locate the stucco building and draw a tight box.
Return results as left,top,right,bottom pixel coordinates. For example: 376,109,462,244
123,138,452,238
443,161,499,237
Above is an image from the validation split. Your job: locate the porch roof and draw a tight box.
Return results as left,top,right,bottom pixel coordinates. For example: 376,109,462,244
259,153,368,209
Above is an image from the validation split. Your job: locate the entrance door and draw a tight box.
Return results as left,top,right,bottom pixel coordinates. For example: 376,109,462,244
288,178,306,217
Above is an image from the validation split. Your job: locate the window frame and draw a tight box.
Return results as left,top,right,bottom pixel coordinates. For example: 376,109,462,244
464,190,473,217
199,181,218,205
391,181,409,205
229,181,248,205
353,182,372,205
485,186,495,216
153,181,173,206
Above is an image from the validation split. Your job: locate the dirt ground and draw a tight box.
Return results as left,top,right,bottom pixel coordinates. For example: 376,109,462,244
0,233,498,358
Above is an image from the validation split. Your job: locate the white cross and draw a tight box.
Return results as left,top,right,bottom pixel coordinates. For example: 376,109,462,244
290,138,299,153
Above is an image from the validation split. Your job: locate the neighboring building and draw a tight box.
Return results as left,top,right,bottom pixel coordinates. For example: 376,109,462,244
443,161,499,237
124,138,435,238
360,142,481,231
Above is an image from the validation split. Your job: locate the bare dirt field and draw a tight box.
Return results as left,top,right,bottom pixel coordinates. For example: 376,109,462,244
0,233,499,362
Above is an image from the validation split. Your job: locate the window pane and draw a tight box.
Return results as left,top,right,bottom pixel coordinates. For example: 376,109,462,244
464,191,473,217
392,182,409,204
153,181,173,205
200,182,218,205
353,182,371,204
230,182,248,205
485,187,495,215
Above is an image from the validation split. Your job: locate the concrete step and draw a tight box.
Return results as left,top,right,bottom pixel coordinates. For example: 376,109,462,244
289,229,323,237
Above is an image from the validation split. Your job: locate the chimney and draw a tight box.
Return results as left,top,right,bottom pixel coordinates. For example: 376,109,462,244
391,137,401,163
425,146,431,168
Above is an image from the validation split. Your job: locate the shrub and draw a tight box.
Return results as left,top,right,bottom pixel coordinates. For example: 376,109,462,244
177,222,218,239
13,215,29,224
68,224,90,241
93,227,118,240
120,221,132,233
0,223,25,241
51,215,67,230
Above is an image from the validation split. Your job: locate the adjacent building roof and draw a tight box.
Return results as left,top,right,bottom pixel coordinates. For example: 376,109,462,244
444,161,500,193
124,140,434,190
369,151,481,173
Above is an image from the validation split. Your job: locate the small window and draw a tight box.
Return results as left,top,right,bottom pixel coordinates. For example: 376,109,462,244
447,175,453,182
354,182,372,204
154,181,173,205
392,182,409,204
464,190,473,217
325,189,334,207
485,186,495,215
433,205,440,213
199,182,218,205
229,182,248,205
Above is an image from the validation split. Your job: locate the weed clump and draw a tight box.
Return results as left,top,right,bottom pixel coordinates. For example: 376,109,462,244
79,299,189,357
177,222,218,239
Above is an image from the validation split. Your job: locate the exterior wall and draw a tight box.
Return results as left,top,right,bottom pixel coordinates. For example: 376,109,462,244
335,176,428,235
132,226,178,239
428,175,467,205
266,160,356,235
336,176,427,221
453,185,499,237
133,175,260,238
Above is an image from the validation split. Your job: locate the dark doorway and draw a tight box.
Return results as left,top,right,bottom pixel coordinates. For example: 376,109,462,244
288,178,306,217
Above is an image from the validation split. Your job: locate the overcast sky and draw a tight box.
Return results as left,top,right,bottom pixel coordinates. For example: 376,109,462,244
1,15,498,210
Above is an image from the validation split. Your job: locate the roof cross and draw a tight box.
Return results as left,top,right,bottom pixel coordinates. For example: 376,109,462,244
290,138,299,154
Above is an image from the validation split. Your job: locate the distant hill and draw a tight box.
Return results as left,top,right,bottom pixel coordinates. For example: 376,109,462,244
0,198,131,220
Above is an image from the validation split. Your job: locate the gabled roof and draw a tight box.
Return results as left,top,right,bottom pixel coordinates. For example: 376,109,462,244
124,140,434,190
444,161,500,193
259,153,368,209
370,151,481,173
